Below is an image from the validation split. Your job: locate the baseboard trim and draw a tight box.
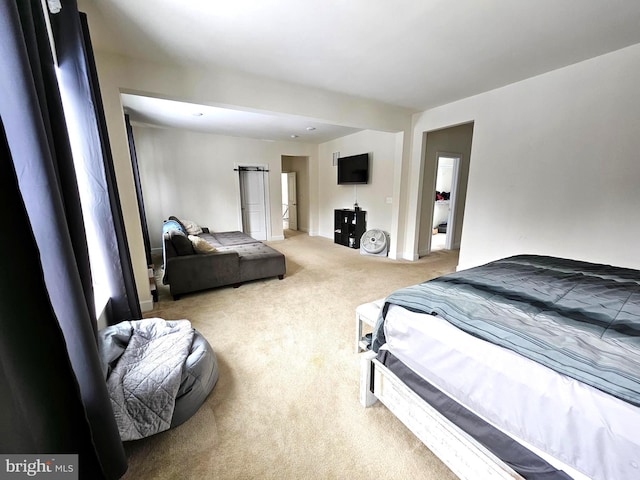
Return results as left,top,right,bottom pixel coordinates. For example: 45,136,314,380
140,299,154,313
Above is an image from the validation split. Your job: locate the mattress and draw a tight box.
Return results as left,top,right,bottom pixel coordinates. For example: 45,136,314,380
382,304,640,480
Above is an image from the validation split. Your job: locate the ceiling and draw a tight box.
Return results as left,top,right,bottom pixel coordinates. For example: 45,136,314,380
79,0,640,142
120,94,361,144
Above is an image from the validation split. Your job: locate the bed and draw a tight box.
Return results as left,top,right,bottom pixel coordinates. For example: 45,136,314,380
359,254,640,480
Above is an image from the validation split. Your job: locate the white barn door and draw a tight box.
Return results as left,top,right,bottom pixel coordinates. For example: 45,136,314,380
239,167,268,240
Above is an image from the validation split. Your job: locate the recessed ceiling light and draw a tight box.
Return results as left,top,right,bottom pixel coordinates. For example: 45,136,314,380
192,112,203,117
306,126,316,131
290,134,298,138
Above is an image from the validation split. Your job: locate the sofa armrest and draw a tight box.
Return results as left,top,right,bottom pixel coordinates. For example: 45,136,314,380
166,251,240,296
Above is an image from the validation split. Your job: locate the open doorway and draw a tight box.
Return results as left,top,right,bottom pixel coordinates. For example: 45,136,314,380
281,155,309,237
431,154,460,251
281,172,298,231
417,122,474,257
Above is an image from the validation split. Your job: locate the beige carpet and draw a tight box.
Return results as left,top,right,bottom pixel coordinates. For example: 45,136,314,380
122,231,460,480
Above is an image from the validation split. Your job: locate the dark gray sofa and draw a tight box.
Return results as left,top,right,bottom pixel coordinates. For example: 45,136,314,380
162,220,285,299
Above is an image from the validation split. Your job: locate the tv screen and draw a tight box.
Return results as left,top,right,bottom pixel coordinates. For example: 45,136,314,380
337,153,369,185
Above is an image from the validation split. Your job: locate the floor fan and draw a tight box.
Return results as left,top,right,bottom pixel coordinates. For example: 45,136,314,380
360,229,388,256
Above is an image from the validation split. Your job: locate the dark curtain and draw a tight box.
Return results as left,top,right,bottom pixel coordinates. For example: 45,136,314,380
125,113,153,267
80,12,142,321
0,0,127,478
0,118,112,474
51,4,141,323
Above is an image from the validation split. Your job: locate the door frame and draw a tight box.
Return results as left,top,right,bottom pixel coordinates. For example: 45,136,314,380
236,164,271,240
443,154,460,250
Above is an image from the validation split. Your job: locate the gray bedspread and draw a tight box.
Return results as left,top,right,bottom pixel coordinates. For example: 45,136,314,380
106,318,194,440
373,254,640,406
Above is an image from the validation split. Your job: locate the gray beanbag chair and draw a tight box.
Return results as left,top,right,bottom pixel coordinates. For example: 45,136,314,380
98,320,219,435
171,330,219,427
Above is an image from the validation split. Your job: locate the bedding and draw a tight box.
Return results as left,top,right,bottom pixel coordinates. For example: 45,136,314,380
372,254,640,406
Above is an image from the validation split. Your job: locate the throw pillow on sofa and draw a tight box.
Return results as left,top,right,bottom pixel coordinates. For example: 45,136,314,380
169,230,195,256
189,235,217,254
169,215,203,235
183,220,203,235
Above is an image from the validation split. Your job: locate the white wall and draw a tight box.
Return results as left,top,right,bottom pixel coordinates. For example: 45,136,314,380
133,126,317,249
137,127,401,251
409,43,640,270
89,48,412,312
88,7,640,304
318,130,400,241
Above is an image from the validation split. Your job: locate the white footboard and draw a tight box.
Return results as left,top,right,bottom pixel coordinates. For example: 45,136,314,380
360,352,523,480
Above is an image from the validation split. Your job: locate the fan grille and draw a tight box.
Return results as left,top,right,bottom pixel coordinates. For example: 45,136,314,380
361,229,387,254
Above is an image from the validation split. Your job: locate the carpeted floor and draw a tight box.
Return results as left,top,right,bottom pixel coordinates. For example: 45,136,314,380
122,231,459,479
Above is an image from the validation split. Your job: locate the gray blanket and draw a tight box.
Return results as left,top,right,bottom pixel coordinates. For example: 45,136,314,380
106,318,194,440
373,255,640,406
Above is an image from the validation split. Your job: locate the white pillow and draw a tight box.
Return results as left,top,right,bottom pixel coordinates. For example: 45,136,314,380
183,219,203,235
188,235,217,254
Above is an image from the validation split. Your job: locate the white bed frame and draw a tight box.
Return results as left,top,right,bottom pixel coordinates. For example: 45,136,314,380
359,350,524,480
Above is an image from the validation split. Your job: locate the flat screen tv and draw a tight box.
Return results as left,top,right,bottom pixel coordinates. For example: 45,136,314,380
337,153,369,185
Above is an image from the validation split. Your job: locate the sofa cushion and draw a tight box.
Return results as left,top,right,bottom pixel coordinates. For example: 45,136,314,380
212,231,261,247
189,235,217,254
231,243,286,282
169,230,195,256
198,232,223,248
